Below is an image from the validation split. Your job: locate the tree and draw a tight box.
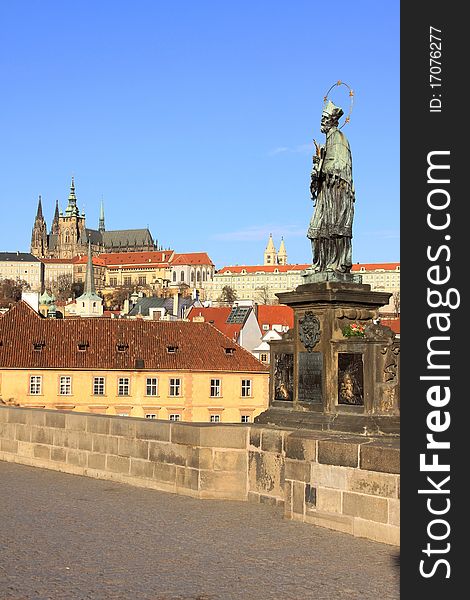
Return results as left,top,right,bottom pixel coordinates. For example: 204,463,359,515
71,281,84,299
392,291,400,317
218,285,237,304
255,285,272,305
0,278,30,308
51,274,74,302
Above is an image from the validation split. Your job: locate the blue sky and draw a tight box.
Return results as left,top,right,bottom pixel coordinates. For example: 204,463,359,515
0,1,399,268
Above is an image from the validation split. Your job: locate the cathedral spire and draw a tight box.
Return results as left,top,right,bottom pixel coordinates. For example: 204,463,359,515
65,176,80,217
51,199,60,235
36,195,44,219
99,198,105,233
31,195,48,258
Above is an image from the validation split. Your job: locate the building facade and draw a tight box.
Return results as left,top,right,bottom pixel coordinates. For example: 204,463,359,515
0,252,43,292
0,301,269,423
30,179,156,259
168,253,215,297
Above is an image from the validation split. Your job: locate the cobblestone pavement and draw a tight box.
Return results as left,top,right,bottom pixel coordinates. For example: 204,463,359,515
0,462,399,600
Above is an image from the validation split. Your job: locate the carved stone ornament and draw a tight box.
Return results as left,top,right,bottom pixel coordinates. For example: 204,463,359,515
299,311,321,352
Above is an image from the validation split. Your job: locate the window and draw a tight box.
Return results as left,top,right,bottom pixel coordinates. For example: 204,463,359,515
123,276,132,286
59,376,72,395
169,414,180,421
241,415,250,423
172,271,177,282
138,276,146,285
145,414,157,419
109,277,118,287
241,379,252,397
167,345,178,353
93,377,105,395
262,324,269,331
260,353,268,363
118,377,130,396
169,378,181,396
210,414,220,423
146,377,158,396
180,271,184,282
29,375,42,395
210,379,221,397
117,343,128,352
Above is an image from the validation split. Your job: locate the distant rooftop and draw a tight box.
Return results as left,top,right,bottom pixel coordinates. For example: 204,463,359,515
0,252,40,262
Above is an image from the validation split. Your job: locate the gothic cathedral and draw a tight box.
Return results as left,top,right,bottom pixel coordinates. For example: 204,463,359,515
31,178,156,258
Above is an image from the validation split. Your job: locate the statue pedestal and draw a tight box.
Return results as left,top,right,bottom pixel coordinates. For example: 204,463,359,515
256,281,400,436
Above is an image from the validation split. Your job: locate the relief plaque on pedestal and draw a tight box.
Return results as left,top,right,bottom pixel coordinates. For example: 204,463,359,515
273,352,294,401
298,351,323,404
338,352,364,405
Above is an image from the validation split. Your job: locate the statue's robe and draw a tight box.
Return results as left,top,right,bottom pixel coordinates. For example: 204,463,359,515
307,127,355,273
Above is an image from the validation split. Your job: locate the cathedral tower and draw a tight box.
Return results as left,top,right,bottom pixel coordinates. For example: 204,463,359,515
30,196,48,258
57,177,87,258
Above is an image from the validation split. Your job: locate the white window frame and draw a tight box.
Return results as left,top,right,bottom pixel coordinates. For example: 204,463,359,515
29,375,42,395
210,378,221,397
169,378,181,397
118,377,130,396
59,375,72,396
169,413,180,421
241,415,250,423
146,377,158,396
145,414,157,419
241,379,252,397
210,414,220,423
93,377,105,396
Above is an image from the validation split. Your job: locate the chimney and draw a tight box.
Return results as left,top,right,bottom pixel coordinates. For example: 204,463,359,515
173,292,180,318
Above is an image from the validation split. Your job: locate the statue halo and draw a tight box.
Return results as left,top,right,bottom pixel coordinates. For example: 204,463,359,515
323,80,354,129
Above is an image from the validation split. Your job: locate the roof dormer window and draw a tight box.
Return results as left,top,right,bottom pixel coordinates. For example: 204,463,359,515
224,347,235,355
117,343,128,352
77,342,89,351
167,345,178,353
33,341,45,351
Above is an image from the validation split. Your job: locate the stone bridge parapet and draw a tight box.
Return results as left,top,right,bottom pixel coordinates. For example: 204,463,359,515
0,406,399,545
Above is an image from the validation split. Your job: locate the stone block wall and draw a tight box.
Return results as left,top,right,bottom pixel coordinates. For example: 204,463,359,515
0,406,399,545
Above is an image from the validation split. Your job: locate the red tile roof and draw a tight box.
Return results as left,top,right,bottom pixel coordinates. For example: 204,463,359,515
217,262,400,274
217,264,309,274
73,255,107,266
352,263,400,272
100,251,174,266
257,305,294,330
0,302,267,373
187,306,243,342
170,253,214,266
40,258,75,264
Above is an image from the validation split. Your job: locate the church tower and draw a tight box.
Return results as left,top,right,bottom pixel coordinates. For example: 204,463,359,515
264,233,277,265
30,196,48,258
57,177,87,258
277,237,288,265
75,240,103,317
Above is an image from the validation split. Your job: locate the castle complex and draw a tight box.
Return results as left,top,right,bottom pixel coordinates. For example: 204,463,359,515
30,178,155,259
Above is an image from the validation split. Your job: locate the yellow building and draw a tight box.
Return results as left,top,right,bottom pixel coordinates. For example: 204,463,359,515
103,250,173,290
0,301,269,423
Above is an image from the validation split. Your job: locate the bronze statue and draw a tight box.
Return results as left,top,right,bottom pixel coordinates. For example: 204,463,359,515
307,100,355,273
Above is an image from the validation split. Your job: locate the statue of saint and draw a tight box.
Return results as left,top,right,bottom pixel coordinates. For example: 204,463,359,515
307,100,355,273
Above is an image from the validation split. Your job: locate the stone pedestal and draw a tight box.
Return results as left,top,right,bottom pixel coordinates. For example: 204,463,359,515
256,281,400,435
